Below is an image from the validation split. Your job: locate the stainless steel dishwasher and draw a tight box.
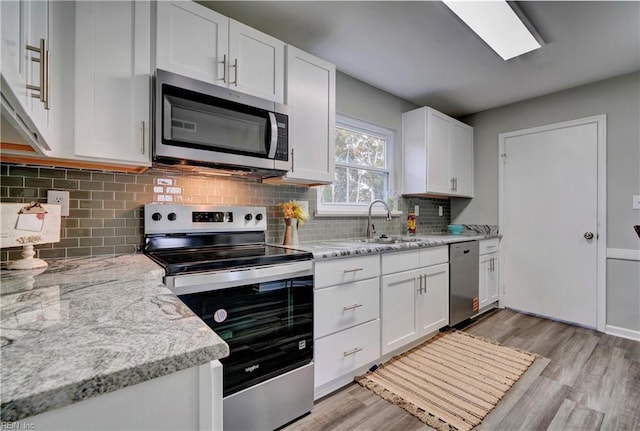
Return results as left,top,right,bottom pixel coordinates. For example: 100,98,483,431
449,241,479,326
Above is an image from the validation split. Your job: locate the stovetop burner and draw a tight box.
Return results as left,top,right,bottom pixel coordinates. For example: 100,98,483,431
146,244,312,276
143,203,312,276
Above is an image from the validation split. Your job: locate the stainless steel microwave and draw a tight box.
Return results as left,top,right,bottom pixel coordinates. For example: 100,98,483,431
153,69,290,176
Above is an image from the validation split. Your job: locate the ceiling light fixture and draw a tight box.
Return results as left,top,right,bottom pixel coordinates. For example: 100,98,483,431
442,0,542,60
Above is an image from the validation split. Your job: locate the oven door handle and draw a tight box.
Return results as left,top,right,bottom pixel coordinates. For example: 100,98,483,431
166,260,313,295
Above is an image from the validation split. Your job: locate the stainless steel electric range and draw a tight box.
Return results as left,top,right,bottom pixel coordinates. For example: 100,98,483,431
144,203,314,431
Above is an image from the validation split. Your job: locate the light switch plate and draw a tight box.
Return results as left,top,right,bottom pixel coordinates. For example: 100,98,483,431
439,206,443,217
414,205,419,216
634,195,640,210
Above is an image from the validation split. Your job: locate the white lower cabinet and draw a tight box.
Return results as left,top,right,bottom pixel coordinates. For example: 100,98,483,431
313,255,381,398
478,239,500,311
314,278,379,338
315,319,380,388
381,248,449,356
24,361,223,431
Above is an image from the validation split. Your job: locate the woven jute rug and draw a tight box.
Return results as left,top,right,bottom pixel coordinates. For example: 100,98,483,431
355,331,538,431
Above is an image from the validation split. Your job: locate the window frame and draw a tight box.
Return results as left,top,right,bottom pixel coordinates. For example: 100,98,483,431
316,113,398,217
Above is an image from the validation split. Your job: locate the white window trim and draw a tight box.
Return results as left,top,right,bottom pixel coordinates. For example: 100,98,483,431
316,113,401,217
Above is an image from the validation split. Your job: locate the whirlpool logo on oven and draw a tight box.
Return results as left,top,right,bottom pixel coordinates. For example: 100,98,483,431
245,364,260,373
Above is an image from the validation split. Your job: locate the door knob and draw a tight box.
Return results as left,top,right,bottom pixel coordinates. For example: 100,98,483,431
584,232,594,240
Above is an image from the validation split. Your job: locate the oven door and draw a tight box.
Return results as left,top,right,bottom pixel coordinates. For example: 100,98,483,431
173,262,313,397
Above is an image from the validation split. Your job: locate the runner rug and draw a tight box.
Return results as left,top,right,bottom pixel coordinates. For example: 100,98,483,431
355,330,538,431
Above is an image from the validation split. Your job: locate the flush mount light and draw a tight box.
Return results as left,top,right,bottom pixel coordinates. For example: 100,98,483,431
442,0,542,60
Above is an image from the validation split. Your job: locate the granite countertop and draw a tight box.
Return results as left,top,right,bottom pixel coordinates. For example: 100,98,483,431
0,254,230,422
292,233,500,260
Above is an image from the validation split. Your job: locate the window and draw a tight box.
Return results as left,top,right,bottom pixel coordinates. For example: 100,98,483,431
317,114,394,216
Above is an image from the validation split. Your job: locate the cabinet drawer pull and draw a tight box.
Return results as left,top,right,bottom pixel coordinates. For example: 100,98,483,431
343,347,363,357
343,303,363,311
343,267,364,273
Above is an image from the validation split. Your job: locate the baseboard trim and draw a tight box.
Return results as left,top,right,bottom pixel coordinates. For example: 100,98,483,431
606,248,640,262
605,324,640,341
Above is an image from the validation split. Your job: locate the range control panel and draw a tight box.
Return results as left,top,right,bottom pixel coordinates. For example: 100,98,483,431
144,203,267,235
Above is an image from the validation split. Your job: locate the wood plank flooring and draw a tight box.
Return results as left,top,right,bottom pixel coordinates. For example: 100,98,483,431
283,309,640,431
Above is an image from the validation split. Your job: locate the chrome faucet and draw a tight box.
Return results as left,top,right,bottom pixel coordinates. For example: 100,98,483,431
366,199,392,239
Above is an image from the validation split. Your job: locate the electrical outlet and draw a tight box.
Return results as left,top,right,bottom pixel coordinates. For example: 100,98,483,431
48,190,70,216
414,205,419,217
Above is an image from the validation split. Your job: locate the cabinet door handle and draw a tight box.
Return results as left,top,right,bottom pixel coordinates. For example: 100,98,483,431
343,267,363,273
422,274,427,293
343,303,363,311
141,121,146,154
221,54,227,83
454,177,458,191
290,148,294,172
26,38,49,108
231,58,238,86
343,347,363,357
451,177,455,191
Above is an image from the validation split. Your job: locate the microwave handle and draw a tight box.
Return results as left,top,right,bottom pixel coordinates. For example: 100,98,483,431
267,112,278,159
163,96,173,140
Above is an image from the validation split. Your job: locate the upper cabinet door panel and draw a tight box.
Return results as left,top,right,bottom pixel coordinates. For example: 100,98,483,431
450,121,473,197
228,20,284,103
1,0,29,115
75,0,151,165
156,1,228,85
284,46,335,184
426,109,452,194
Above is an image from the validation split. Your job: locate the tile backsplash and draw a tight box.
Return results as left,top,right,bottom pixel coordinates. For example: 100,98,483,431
1,163,451,261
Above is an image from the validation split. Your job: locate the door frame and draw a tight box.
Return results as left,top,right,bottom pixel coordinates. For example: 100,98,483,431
498,115,607,332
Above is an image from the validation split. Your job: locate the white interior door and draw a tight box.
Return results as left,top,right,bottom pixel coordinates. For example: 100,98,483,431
500,116,605,329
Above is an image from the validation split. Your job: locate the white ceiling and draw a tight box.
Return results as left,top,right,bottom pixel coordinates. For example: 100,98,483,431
200,1,640,117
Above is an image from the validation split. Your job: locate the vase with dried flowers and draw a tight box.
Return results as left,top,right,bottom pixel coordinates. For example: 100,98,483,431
280,200,307,246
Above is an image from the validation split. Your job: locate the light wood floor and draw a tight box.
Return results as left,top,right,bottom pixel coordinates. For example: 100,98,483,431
283,309,640,431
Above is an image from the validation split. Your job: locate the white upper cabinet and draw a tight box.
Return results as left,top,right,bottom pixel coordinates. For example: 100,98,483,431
74,0,151,166
449,121,473,197
155,1,228,85
156,1,285,103
1,0,62,154
402,106,474,198
279,45,335,185
228,20,284,103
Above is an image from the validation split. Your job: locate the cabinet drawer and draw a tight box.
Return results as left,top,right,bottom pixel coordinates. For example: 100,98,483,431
419,246,449,267
315,278,379,338
480,238,500,255
381,250,420,275
314,320,380,387
315,255,379,288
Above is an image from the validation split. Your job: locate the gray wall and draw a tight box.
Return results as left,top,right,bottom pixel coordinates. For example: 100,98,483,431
452,72,640,332
336,71,418,193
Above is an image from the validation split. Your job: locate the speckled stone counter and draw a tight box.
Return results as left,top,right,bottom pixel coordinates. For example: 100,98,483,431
290,233,500,260
0,254,229,422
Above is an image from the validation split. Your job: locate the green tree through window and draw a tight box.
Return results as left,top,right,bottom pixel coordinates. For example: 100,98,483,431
319,115,393,212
